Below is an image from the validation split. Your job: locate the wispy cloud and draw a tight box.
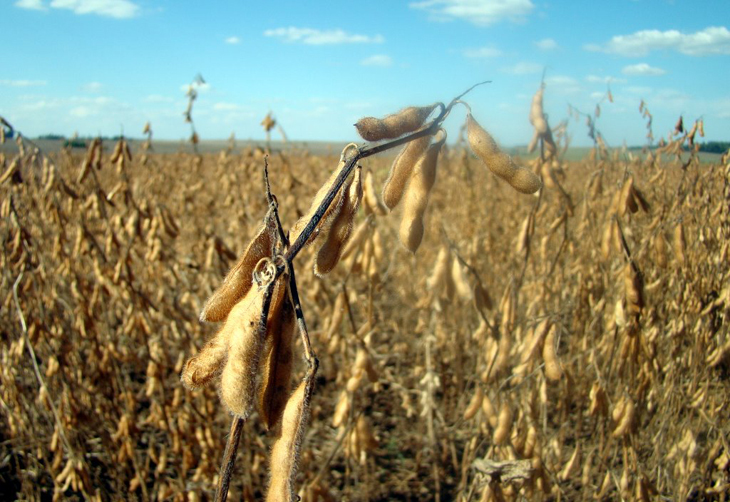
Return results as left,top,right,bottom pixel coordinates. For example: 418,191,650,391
15,0,45,11
621,63,666,76
545,75,582,94
586,26,730,56
585,75,626,84
225,36,241,45
463,46,502,58
81,81,103,93
264,27,384,45
360,55,393,67
500,61,542,75
0,79,47,87
535,38,557,51
410,0,534,26
20,0,141,18
144,94,174,103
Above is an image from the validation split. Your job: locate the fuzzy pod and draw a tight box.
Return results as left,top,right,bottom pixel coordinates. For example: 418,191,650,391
611,397,635,438
673,222,686,265
481,393,498,428
493,402,513,445
653,233,668,268
427,246,455,301
398,133,445,252
542,324,563,382
180,330,229,390
258,287,297,430
199,207,277,322
266,372,315,502
362,169,387,215
624,264,644,315
219,279,275,418
473,282,493,312
464,386,484,420
332,390,349,428
355,104,437,142
382,135,432,210
289,159,348,248
467,114,541,195
314,167,363,276
529,86,548,135
451,258,472,302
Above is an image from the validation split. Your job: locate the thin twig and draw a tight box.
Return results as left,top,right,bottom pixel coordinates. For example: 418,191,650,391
214,417,245,502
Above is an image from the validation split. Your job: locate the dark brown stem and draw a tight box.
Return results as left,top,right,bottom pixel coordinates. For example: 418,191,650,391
215,417,245,502
286,260,317,365
282,81,489,265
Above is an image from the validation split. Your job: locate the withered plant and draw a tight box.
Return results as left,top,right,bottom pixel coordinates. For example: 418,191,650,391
180,82,543,500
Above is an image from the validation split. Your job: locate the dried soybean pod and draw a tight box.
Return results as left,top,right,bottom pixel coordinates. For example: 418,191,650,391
624,264,644,315
474,282,493,312
653,232,668,268
481,393,498,428
493,401,513,445
398,131,446,252
200,207,277,322
266,371,315,502
382,135,432,210
620,177,639,215
290,144,358,246
181,330,229,389
464,386,484,420
259,291,297,430
219,279,275,418
325,291,346,340
427,246,454,300
542,324,563,381
340,217,371,263
527,129,540,154
355,103,438,142
529,85,548,135
466,113,541,195
332,390,349,428
559,443,581,481
612,397,635,437
314,167,363,276
363,169,387,215
673,222,686,265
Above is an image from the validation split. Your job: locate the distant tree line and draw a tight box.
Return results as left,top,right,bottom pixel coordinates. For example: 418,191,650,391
698,141,730,154
38,134,128,141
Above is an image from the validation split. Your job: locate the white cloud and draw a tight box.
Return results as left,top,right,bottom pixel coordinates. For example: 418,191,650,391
585,75,626,84
17,0,139,17
225,36,241,45
213,102,245,111
463,46,502,58
535,38,557,51
264,27,384,45
500,61,542,75
410,0,534,26
622,63,666,76
49,0,139,18
15,0,46,10
81,81,103,92
144,94,174,103
360,55,393,67
0,79,47,87
586,26,730,56
545,75,582,94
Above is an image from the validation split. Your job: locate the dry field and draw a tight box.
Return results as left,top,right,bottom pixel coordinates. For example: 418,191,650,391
1,97,729,501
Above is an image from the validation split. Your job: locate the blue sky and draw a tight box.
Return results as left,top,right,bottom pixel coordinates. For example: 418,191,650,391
2,0,729,147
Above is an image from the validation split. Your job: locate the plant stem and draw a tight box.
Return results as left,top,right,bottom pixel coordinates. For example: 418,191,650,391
215,417,245,502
